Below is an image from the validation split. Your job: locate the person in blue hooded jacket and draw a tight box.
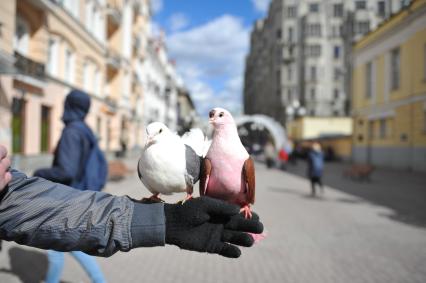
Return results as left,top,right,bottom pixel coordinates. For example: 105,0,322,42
307,142,324,197
34,90,106,283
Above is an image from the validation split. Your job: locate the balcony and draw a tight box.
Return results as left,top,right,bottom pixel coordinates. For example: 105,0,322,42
14,52,45,79
106,1,122,38
102,95,118,115
106,50,121,69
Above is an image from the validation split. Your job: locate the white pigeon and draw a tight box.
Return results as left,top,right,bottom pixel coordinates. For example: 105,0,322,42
137,122,203,203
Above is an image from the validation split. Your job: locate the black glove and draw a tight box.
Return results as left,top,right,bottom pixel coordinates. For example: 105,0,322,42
164,196,263,258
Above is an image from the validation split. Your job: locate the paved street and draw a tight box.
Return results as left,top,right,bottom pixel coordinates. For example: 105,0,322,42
1,159,426,283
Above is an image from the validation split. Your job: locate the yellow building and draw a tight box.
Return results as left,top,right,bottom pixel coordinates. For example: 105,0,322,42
352,0,426,171
287,116,353,160
0,0,151,167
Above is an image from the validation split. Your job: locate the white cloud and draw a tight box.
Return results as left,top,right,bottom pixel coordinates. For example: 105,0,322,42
251,0,271,13
166,15,249,116
150,0,163,14
168,13,189,32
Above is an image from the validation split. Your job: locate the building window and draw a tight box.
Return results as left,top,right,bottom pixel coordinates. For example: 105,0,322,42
47,38,59,76
123,70,131,100
122,3,133,58
276,28,282,39
85,0,94,30
391,47,400,90
378,1,386,17
83,62,90,91
288,27,294,42
424,44,426,80
306,45,321,57
310,88,315,99
379,119,386,139
368,121,374,139
60,0,79,17
334,68,341,81
11,98,25,154
332,25,343,37
96,116,102,138
40,105,51,152
287,6,297,18
14,16,29,55
356,21,370,34
276,70,281,88
334,45,340,59
310,66,317,81
287,66,292,81
424,110,426,133
366,62,373,98
334,89,339,99
355,1,367,10
94,68,101,96
309,3,319,13
333,4,343,17
64,48,75,84
306,23,321,37
287,89,293,102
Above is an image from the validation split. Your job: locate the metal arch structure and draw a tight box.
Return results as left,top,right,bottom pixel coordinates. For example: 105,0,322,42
235,114,287,150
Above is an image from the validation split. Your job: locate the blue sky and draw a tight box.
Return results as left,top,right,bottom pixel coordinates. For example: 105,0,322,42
151,0,271,116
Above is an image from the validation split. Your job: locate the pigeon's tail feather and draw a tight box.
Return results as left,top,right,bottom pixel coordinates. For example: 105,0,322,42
181,128,209,157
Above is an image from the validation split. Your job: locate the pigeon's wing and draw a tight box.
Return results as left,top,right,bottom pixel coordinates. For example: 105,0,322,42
243,157,255,204
184,145,202,184
181,128,205,156
199,158,212,196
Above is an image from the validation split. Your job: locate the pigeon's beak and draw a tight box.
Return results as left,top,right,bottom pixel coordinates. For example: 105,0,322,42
208,110,215,124
146,135,154,146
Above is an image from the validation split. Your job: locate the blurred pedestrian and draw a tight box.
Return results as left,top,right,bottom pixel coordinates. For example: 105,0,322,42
264,141,276,168
307,142,324,196
278,147,289,170
34,90,107,283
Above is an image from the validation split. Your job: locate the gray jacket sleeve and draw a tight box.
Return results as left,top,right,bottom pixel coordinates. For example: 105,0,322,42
0,169,165,257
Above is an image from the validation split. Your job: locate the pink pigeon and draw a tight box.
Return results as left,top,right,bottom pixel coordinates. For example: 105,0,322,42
200,107,255,218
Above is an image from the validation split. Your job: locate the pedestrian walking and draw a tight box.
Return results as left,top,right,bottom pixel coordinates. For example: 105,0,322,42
264,141,276,168
307,142,324,196
278,147,288,170
34,90,107,283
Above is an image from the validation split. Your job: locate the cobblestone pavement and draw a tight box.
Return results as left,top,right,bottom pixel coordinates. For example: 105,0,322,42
1,159,426,283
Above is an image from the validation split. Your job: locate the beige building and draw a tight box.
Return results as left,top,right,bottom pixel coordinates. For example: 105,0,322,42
352,0,426,171
0,0,152,166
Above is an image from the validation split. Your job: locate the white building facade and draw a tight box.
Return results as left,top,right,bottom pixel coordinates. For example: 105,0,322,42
244,0,409,125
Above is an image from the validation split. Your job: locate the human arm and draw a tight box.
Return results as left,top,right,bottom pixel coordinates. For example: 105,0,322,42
0,169,164,257
0,169,263,258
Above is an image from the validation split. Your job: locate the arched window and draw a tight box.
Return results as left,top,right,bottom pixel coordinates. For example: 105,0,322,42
14,16,30,55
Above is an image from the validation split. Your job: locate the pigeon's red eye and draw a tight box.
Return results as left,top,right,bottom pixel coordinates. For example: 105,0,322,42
219,112,224,118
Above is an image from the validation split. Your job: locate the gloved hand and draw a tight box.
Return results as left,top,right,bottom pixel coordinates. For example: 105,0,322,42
164,196,263,258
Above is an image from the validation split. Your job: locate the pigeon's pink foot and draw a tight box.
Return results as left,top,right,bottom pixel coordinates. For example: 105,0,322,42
248,232,267,244
142,194,164,203
181,193,193,204
240,204,252,219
